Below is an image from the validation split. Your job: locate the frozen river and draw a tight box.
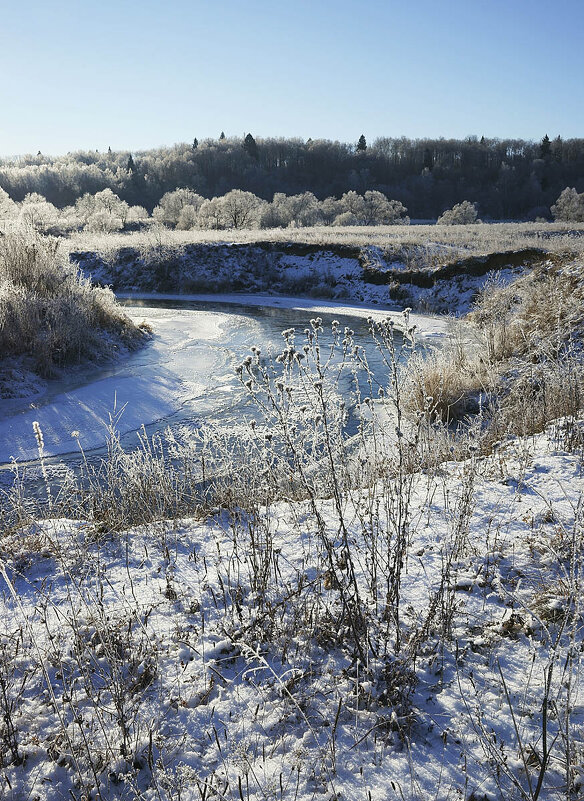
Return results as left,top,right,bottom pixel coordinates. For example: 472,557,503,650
0,296,446,469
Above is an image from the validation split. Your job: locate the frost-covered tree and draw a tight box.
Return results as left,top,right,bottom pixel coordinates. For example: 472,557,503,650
264,192,322,228
84,209,124,233
126,205,150,225
0,188,18,220
74,193,98,223
287,192,322,226
94,188,127,217
437,200,478,225
258,195,286,228
18,193,59,231
362,191,408,224
197,197,227,229
335,190,408,225
153,189,204,227
176,204,200,230
332,211,360,226
78,188,129,231
320,196,342,225
220,189,264,228
551,187,584,221
339,190,366,219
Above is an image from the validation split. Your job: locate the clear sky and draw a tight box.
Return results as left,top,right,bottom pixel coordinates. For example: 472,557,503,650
1,0,582,156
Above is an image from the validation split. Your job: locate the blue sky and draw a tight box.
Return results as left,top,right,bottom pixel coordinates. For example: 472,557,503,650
1,0,582,155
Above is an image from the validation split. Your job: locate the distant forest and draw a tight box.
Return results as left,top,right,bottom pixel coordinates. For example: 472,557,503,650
2,134,584,221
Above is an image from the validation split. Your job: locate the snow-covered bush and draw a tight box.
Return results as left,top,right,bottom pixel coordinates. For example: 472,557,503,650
551,186,584,222
84,209,124,233
152,189,204,227
0,229,147,376
0,188,18,221
437,200,479,225
258,191,324,228
18,193,60,232
332,211,360,226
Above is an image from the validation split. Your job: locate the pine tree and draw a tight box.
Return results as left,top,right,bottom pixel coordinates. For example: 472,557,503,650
192,138,198,150
356,134,367,152
127,154,136,173
243,133,259,160
219,131,226,140
539,134,551,158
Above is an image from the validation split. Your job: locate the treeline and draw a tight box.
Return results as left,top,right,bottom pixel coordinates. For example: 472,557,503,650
1,134,584,220
0,187,408,233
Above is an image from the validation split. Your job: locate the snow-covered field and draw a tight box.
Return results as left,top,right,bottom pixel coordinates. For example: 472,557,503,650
1,422,582,800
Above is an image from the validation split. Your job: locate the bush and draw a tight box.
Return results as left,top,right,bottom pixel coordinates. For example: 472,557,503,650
0,228,147,376
437,200,478,225
551,187,584,222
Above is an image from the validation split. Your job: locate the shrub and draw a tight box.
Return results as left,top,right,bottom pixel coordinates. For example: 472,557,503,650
404,347,493,423
551,187,584,222
0,228,147,376
437,200,479,225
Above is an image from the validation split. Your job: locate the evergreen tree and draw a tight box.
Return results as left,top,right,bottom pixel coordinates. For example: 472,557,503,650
219,131,226,140
192,138,198,150
243,133,259,160
356,134,367,152
539,134,551,158
127,154,136,173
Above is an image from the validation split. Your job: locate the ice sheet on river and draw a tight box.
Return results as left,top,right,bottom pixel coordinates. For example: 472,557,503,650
0,296,448,464
0,308,225,464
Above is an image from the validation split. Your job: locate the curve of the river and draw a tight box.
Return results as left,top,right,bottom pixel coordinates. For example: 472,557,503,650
0,296,448,469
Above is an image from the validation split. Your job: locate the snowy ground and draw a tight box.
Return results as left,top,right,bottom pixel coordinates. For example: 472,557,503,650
1,422,582,800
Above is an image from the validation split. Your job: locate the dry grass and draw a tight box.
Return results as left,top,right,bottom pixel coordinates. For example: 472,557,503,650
468,264,584,361
404,348,495,423
64,221,584,264
405,261,584,443
0,228,148,377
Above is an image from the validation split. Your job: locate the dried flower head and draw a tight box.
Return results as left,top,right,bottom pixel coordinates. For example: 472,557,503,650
32,421,44,450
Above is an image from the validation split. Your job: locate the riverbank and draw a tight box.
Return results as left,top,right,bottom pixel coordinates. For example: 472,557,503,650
71,237,555,316
0,305,225,464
